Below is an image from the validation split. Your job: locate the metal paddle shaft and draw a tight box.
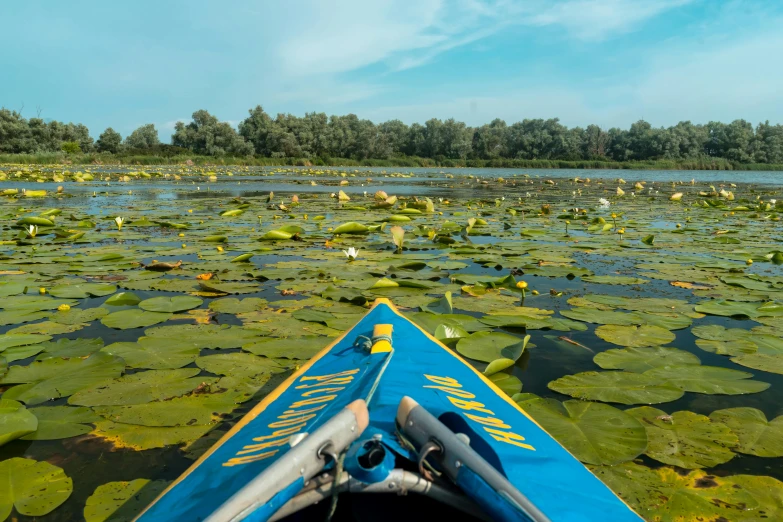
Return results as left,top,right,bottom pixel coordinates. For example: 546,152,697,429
206,399,369,522
396,397,551,522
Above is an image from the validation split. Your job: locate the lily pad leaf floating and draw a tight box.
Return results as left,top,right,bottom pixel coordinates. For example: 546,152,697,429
242,336,326,360
48,283,118,299
104,291,142,306
93,392,239,428
730,353,783,375
101,338,199,370
709,407,783,457
595,324,675,348
36,337,104,360
1,352,125,405
625,406,737,469
0,334,52,351
483,358,515,376
488,372,522,396
695,339,757,356
456,332,527,363
591,461,783,522
643,365,770,395
548,371,684,405
694,300,783,319
0,458,73,521
21,406,101,440
0,399,38,446
421,292,453,315
101,309,173,329
144,323,261,349
91,420,215,451
198,281,261,295
84,479,169,522
434,324,469,345
139,296,203,313
69,368,207,406
517,398,647,465
195,352,286,378
581,276,649,285
208,297,266,314
593,347,700,373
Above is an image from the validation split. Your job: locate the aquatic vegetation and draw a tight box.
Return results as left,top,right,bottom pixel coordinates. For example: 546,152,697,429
0,165,782,521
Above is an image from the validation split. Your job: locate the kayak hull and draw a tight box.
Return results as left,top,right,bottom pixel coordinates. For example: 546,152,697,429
137,298,641,522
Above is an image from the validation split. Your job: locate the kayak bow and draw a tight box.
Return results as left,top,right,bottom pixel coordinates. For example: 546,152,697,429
136,298,642,522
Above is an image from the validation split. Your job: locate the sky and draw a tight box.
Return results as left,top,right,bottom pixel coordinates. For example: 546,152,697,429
1,0,782,140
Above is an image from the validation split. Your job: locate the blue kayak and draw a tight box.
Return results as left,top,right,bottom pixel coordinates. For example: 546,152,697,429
136,298,642,522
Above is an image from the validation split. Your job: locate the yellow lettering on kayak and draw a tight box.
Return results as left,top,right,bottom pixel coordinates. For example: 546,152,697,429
422,374,535,452
222,368,360,467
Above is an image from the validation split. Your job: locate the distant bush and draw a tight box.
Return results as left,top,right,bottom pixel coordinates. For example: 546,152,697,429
61,142,81,154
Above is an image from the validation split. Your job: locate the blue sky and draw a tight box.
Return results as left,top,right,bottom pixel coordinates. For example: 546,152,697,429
1,0,782,139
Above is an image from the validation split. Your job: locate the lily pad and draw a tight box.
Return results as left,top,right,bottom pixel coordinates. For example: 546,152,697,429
730,353,783,375
548,371,684,405
101,309,173,330
582,275,649,285
195,352,286,377
104,292,142,306
591,461,783,522
70,369,207,406
0,399,38,446
139,296,203,313
1,352,125,405
144,323,261,349
488,372,522,395
709,407,783,457
208,297,267,314
21,406,100,440
242,336,326,359
456,331,526,363
626,406,737,468
594,347,700,373
595,324,675,347
94,392,239,427
36,337,104,360
644,365,770,395
84,479,169,522
91,420,215,450
101,338,200,369
0,458,73,520
0,334,52,352
518,398,647,465
48,283,117,299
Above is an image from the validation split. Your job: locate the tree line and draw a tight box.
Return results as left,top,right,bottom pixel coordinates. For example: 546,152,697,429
1,106,782,164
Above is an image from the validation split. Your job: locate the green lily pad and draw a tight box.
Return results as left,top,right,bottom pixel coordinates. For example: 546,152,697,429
94,392,239,427
144,324,261,349
195,352,286,377
0,309,50,326
49,307,109,325
7,320,88,335
139,296,203,313
456,331,526,363
591,461,783,522
2,344,46,363
209,297,267,314
36,337,104,360
0,458,73,520
730,353,783,375
518,398,647,465
91,420,215,450
21,406,100,440
644,365,770,395
84,479,169,522
101,309,173,329
582,275,648,285
695,339,758,356
242,336,327,359
0,334,52,352
548,371,684,405
709,407,783,457
434,323,469,345
198,281,261,294
421,292,453,314
48,282,117,299
694,300,782,319
70,369,207,406
102,338,200,369
594,347,700,373
0,399,38,446
483,358,515,376
104,292,142,306
626,406,737,468
488,372,522,395
1,352,125,405
595,324,675,347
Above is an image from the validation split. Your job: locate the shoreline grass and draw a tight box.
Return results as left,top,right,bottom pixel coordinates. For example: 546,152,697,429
1,153,782,171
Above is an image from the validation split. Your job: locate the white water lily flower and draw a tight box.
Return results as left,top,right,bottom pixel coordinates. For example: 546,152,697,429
598,198,610,208
343,247,359,261
26,225,38,238
771,199,777,205
114,216,125,231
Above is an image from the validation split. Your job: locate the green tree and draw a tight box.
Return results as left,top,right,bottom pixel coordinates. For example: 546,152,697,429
125,124,160,149
173,110,253,156
61,141,81,154
96,127,122,153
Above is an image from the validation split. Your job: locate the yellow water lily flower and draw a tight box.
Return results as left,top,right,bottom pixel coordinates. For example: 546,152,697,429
58,304,71,312
114,216,125,231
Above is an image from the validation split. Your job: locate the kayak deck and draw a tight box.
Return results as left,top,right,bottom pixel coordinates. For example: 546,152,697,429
136,298,641,522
